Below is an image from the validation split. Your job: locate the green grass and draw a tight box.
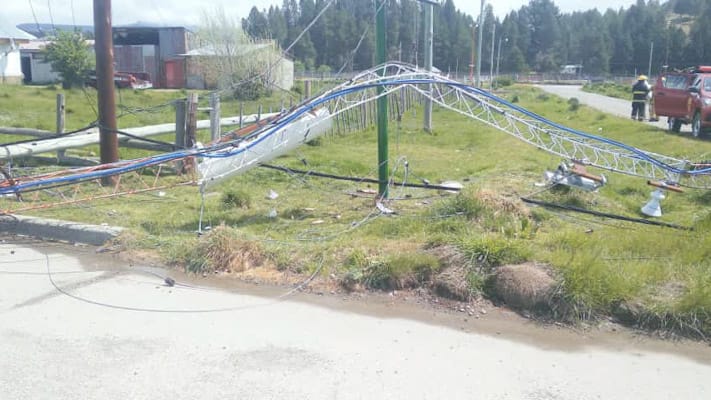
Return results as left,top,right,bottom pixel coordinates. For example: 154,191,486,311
4,83,711,338
0,84,300,160
582,81,632,100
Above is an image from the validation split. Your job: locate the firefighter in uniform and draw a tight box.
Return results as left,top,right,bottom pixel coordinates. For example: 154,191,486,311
631,75,651,121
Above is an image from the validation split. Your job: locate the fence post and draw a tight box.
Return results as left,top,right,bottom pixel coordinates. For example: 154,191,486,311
305,80,312,99
239,102,244,128
184,93,199,173
209,92,221,141
56,93,65,160
174,98,187,172
258,104,262,122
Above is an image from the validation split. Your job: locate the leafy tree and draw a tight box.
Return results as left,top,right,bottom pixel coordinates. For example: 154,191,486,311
195,8,279,98
42,31,94,89
267,6,288,45
672,0,704,15
243,6,270,39
685,1,711,64
525,0,562,72
226,0,711,77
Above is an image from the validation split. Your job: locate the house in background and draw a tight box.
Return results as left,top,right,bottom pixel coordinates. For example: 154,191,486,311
112,25,191,88
113,26,293,91
180,41,294,91
11,22,294,91
0,17,35,84
20,40,61,84
15,23,94,85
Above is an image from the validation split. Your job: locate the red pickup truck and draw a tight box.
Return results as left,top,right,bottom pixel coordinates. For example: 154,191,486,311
653,66,711,137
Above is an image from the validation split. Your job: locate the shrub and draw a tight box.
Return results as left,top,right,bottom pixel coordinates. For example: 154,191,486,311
170,225,265,274
494,77,513,88
456,235,531,270
568,97,580,111
363,252,441,290
221,189,251,209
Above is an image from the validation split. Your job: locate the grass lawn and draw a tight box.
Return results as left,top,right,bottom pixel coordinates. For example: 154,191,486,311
2,82,711,339
582,81,632,100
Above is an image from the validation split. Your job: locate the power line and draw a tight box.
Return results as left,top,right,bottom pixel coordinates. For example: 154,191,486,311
27,0,42,36
336,0,386,74
215,0,336,100
47,0,57,33
70,0,76,28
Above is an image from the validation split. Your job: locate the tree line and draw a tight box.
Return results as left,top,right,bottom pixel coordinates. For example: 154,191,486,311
242,0,711,77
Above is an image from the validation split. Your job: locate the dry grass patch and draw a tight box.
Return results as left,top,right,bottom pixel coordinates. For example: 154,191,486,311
475,189,531,219
170,225,268,274
491,263,558,312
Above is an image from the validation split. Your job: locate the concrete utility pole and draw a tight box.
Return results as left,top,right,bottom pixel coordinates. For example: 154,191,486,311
423,2,433,132
648,41,654,78
476,0,485,87
469,23,476,84
93,0,119,172
496,37,507,84
376,0,388,198
489,22,495,90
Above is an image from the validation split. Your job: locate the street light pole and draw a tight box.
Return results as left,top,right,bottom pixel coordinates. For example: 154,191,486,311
489,23,495,90
648,41,654,78
469,23,476,84
423,1,433,132
475,0,485,87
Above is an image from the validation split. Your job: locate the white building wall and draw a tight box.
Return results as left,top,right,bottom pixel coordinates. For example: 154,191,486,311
29,53,61,83
275,58,294,91
0,42,24,84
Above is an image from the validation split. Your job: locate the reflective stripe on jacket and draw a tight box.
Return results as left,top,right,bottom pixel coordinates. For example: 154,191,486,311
632,80,650,103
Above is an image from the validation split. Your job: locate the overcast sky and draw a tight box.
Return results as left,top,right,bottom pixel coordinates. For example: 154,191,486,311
6,0,640,28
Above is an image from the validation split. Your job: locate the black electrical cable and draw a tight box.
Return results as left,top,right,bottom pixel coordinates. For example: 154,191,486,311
0,123,98,148
97,125,180,150
520,197,692,231
260,163,461,192
40,251,324,313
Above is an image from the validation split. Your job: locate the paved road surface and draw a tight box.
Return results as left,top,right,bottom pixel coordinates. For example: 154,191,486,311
1,240,710,399
537,85,689,133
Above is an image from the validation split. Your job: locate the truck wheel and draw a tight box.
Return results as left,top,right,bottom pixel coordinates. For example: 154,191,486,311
668,118,682,133
692,112,702,138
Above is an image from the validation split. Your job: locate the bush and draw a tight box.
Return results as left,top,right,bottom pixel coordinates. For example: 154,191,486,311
568,97,580,111
170,225,266,274
456,235,531,269
221,189,251,209
494,77,513,88
362,252,441,290
233,78,272,101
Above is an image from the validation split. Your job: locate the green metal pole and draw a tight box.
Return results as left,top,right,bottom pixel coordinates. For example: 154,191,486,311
376,0,389,198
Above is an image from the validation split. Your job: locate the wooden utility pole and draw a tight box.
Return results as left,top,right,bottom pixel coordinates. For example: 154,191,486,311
93,0,119,173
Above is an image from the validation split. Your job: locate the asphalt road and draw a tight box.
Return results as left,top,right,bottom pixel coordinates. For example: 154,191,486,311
537,84,689,133
1,239,710,400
